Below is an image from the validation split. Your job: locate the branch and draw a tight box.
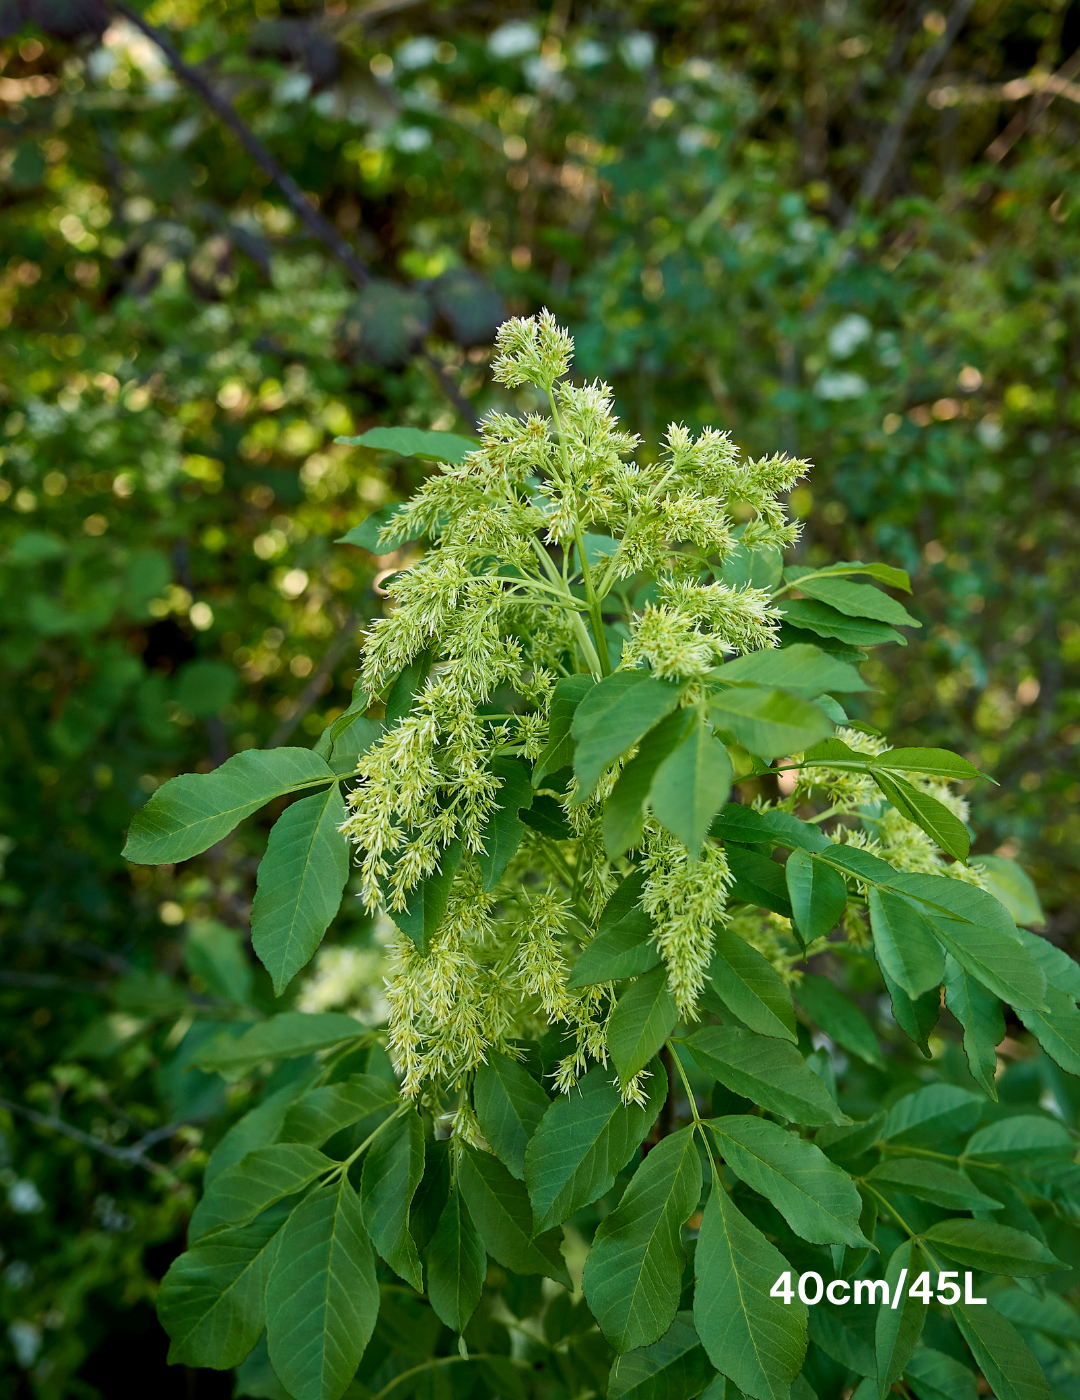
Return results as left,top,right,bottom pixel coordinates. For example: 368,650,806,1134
845,0,976,224
0,1095,182,1179
984,46,1080,163
269,605,365,748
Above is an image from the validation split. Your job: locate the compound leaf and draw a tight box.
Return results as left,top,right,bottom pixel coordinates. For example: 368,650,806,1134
685,1028,848,1126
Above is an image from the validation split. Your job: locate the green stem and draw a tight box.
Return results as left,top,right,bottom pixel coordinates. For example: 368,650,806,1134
330,1101,409,1178
370,1353,529,1400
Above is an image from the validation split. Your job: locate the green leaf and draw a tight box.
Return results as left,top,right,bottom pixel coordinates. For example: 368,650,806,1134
567,917,662,988
385,652,432,724
711,804,831,853
473,1051,550,1181
124,747,334,864
921,1219,1062,1275
693,1184,807,1400
609,967,679,1089
952,1300,1048,1400
904,1347,977,1400
943,956,1005,1100
875,1240,927,1399
976,855,1046,928
708,686,833,762
1017,985,1080,1074
963,1114,1076,1166
392,838,462,954
719,540,784,590
883,870,1017,938
683,1028,848,1126
866,1159,1002,1212
708,1116,866,1246
706,926,796,1044
426,1185,486,1332
193,1013,368,1079
457,1147,570,1287
1012,924,1080,997
776,599,905,647
336,426,476,463
265,1176,379,1400
583,1127,702,1352
785,849,847,942
710,643,869,697
650,714,734,855
359,1106,424,1290
251,785,350,995
605,709,695,857
477,758,534,891
280,1075,400,1148
870,771,970,860
871,748,989,782
159,1213,285,1369
882,1085,984,1147
532,674,595,786
867,888,944,999
336,506,413,552
189,1144,332,1242
524,1060,666,1233
880,965,940,1056
928,915,1046,1010
571,672,685,803
784,572,919,628
607,1313,716,1400
724,845,793,920
785,561,912,593
205,1080,311,1186
991,1288,1080,1342
795,974,883,1068
824,843,900,885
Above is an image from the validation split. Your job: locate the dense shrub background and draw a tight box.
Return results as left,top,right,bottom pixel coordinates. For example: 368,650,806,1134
1,0,1079,1394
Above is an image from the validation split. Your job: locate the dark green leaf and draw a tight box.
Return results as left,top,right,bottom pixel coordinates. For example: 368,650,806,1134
524,1061,666,1233
567,918,662,988
650,715,733,855
1017,986,1080,1074
393,839,462,954
867,888,944,999
532,674,595,787
724,845,793,919
608,967,679,1089
880,965,940,1056
707,926,796,1043
189,1144,332,1242
776,599,905,647
882,1085,983,1147
824,843,900,884
991,1288,1080,1343
943,956,1005,1100
785,573,919,628
477,758,534,891
124,748,334,864
359,1107,423,1289
385,653,432,725
684,1028,848,1125
928,915,1046,1010
875,1240,927,1399
607,1313,716,1400
251,785,350,995
785,849,847,942
458,1148,570,1287
1013,924,1080,997
694,1185,807,1400
807,1308,875,1378
784,561,912,593
708,686,833,762
870,772,970,860
520,794,573,839
159,1213,285,1369
884,871,1017,938
193,1013,368,1079
710,643,869,697
711,804,831,853
335,504,415,553
336,426,476,463
795,974,883,1068
571,672,685,803
205,1080,310,1187
904,1347,977,1400
708,1116,867,1246
583,1127,701,1352
280,1076,400,1148
473,1051,550,1181
265,1176,379,1400
605,709,695,857
871,749,988,782
952,1298,1050,1400
921,1219,1061,1275
866,1159,1002,1212
426,1186,486,1332
963,1115,1075,1166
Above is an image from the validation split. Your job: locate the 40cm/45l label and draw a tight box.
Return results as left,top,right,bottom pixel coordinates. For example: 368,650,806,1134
771,1270,987,1307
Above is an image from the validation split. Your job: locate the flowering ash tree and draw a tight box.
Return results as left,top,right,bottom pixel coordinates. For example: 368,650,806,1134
126,315,1079,1400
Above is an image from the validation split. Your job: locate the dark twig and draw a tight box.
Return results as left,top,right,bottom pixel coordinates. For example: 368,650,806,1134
845,0,976,224
0,971,109,994
269,606,365,748
984,45,1080,163
0,1095,184,1179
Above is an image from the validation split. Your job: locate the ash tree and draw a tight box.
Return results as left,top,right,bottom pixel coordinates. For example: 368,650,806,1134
126,315,1078,1400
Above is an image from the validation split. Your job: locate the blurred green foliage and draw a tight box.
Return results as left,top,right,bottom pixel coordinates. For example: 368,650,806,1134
1,0,1079,1395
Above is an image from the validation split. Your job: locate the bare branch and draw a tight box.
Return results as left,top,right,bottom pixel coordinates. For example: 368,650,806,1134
984,46,1080,163
845,0,976,225
0,1095,184,1180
